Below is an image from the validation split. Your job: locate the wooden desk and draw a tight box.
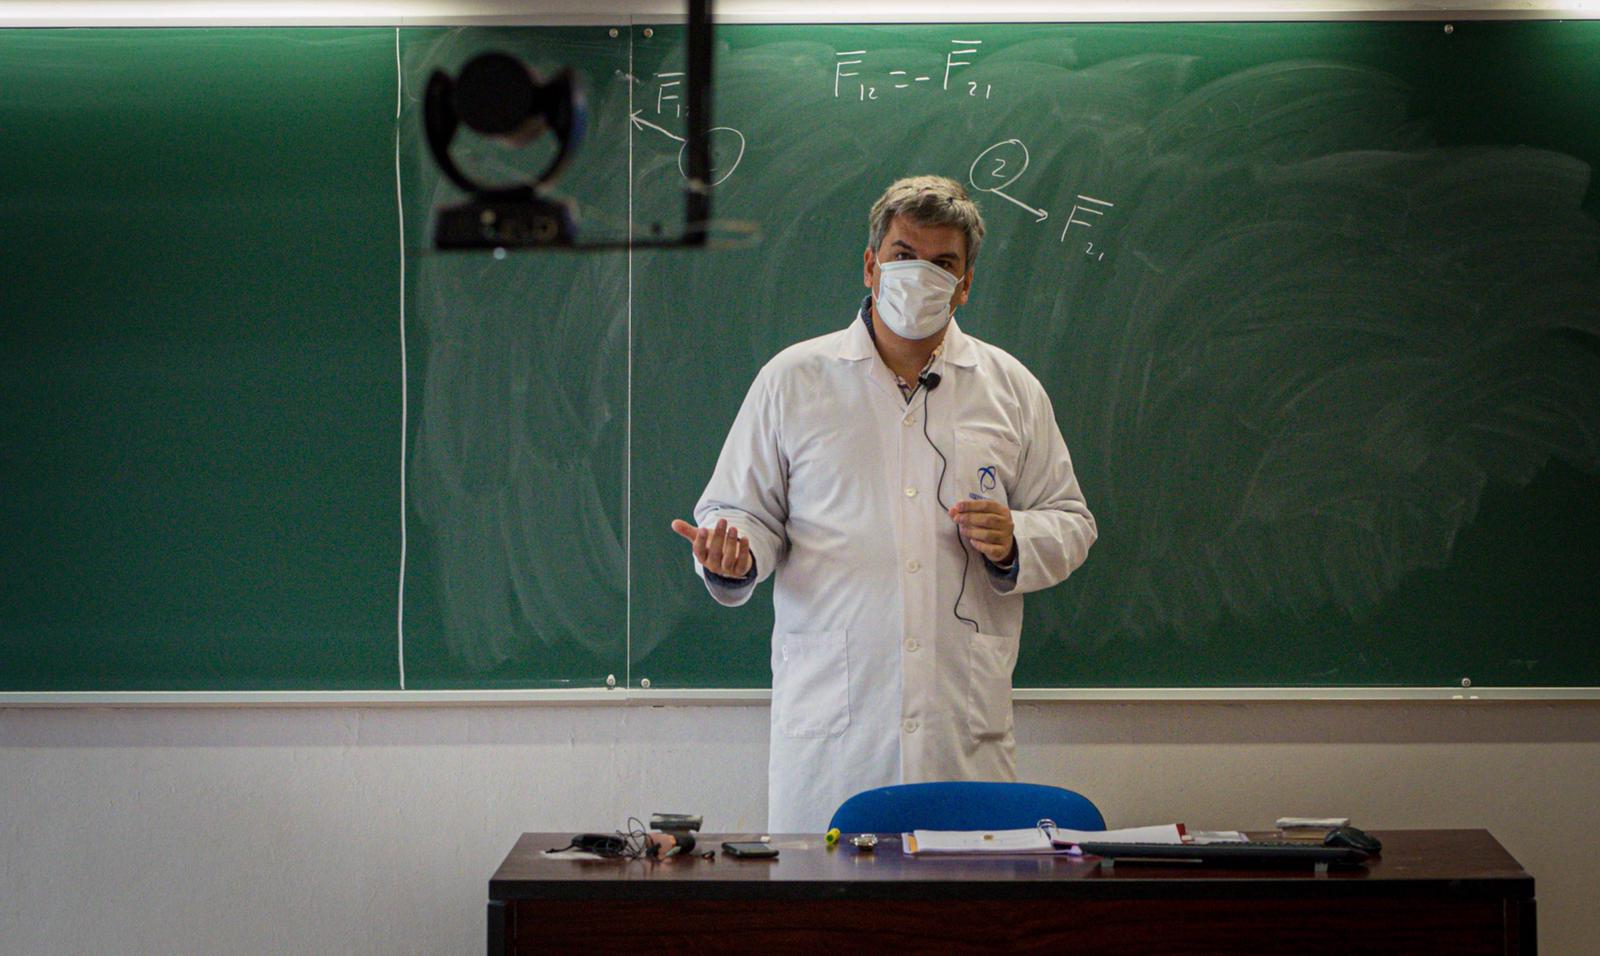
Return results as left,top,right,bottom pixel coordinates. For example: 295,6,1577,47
488,829,1534,955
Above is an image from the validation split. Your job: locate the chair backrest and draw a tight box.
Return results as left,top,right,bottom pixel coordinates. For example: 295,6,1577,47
828,781,1105,834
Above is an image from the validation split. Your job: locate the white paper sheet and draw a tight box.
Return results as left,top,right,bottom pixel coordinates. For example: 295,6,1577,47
904,823,1189,855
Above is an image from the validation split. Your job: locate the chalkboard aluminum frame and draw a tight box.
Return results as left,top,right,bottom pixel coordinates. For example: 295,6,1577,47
2,4,1598,28
5,685,1597,705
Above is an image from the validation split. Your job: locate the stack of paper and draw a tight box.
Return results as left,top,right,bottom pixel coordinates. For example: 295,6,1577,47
903,823,1189,855
904,828,1060,855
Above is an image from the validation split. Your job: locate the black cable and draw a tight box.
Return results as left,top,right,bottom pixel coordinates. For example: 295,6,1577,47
550,817,713,861
919,381,979,633
547,818,648,858
624,817,652,859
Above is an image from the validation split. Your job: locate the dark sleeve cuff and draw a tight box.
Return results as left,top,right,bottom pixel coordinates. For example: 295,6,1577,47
984,542,1020,581
705,556,758,588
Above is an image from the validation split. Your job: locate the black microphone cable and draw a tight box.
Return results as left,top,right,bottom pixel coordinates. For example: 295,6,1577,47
917,372,979,633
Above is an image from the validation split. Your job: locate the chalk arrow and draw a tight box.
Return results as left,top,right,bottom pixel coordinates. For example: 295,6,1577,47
992,187,1048,223
630,110,685,143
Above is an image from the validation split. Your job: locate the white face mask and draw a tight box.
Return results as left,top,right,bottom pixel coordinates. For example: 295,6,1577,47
874,258,960,340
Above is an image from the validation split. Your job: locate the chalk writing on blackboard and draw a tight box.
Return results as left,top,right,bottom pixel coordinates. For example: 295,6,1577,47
967,138,1117,260
654,70,683,116
834,50,864,98
1061,195,1115,260
969,139,1048,222
630,110,747,187
833,40,991,101
944,39,984,92
632,69,749,186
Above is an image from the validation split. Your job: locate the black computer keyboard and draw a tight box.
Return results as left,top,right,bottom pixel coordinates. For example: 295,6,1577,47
1075,841,1371,867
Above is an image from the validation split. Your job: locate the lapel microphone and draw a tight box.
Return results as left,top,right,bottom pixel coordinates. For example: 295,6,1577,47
918,371,942,391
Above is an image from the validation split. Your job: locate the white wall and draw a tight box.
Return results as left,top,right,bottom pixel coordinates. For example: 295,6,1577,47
3,700,1596,955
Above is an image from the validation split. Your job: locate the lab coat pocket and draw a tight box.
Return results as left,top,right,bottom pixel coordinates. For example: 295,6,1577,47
955,427,1021,504
966,631,1018,740
776,630,850,738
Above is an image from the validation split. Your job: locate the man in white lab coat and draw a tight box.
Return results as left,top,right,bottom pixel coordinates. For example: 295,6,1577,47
670,176,1097,833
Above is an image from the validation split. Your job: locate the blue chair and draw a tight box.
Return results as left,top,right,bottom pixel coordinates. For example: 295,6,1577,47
828,781,1105,834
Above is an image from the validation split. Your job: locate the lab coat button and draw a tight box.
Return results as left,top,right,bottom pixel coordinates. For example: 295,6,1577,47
902,416,915,427
906,559,921,573
903,486,918,498
902,719,919,734
904,638,920,652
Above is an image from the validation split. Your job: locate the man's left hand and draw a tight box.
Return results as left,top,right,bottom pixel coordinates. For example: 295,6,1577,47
950,499,1015,565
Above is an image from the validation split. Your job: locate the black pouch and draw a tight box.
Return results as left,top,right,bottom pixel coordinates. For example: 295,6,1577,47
549,833,630,857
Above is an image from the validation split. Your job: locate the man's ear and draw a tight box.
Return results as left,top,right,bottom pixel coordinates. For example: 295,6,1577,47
862,246,877,289
953,267,975,307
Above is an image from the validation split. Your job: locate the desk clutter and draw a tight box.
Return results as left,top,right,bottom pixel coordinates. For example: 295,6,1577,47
890,820,1381,868
544,814,1384,869
543,813,715,861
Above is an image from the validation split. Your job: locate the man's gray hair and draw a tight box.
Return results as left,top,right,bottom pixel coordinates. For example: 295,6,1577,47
868,175,986,269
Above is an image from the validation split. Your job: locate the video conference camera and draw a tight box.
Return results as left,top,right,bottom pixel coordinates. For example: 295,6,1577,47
425,0,714,252
424,53,584,248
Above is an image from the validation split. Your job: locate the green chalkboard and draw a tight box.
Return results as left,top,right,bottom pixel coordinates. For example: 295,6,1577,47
1,29,403,690
3,21,1598,693
395,27,632,689
627,20,1600,690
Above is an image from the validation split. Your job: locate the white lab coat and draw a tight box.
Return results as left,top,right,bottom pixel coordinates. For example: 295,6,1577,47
693,312,1097,833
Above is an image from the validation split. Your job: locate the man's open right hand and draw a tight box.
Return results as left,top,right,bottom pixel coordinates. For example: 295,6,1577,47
670,517,754,579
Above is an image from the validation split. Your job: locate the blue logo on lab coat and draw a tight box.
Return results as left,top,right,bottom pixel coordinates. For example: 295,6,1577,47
977,465,998,492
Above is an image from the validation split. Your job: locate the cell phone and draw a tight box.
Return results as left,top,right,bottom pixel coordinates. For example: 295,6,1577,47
722,841,779,859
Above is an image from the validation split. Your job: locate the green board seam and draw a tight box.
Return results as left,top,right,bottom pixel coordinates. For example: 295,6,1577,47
395,26,410,691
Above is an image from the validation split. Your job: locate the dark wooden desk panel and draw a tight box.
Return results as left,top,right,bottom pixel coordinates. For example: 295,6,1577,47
489,830,1534,955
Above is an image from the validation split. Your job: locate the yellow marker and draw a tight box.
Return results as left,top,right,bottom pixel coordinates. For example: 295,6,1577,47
825,828,841,847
